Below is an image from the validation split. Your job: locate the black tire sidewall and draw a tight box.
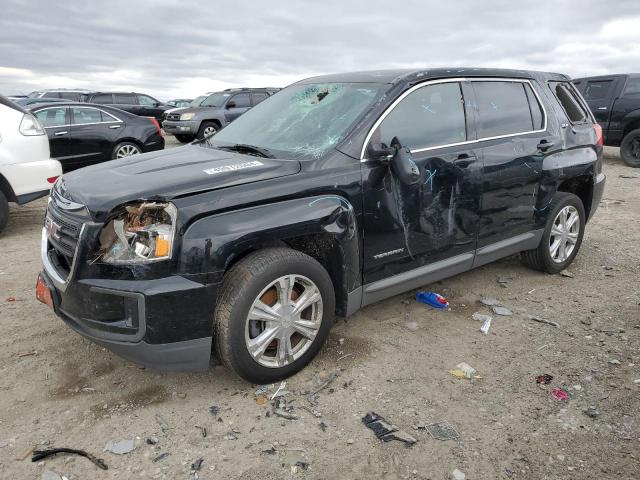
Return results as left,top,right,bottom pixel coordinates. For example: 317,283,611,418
620,129,640,167
175,135,194,143
112,141,142,160
539,193,586,273
197,122,218,140
0,190,8,233
225,255,335,383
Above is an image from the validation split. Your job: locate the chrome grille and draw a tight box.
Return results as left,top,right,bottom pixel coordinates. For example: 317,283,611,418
45,189,87,263
166,113,181,121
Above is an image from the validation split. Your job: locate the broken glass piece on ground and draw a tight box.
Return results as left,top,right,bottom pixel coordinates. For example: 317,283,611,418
104,439,135,455
472,312,492,322
480,297,500,306
425,421,459,441
528,315,559,327
536,374,553,385
492,306,512,316
480,317,492,334
41,471,63,480
362,412,417,446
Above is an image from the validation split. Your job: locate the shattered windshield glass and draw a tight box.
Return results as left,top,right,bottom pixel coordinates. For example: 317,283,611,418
209,82,385,159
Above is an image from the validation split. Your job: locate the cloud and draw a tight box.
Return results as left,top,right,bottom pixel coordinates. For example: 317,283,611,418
1,0,639,99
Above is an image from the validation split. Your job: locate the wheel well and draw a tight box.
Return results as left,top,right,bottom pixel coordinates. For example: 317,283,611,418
0,174,17,202
117,138,144,151
557,175,592,219
623,118,640,138
201,119,221,130
225,234,349,316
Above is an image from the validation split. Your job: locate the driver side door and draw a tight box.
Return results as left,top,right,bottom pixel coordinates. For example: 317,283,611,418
224,93,251,123
361,80,482,294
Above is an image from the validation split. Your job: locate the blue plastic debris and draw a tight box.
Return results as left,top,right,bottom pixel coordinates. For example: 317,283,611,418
415,291,449,309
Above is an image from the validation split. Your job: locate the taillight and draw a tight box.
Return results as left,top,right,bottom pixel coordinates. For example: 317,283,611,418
150,117,163,136
47,176,59,184
593,123,603,147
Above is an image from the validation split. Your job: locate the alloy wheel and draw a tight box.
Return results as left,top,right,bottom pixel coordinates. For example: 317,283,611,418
549,205,580,263
116,144,141,158
203,126,217,138
245,274,323,368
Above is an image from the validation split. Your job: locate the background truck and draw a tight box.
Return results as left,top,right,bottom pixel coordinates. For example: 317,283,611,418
573,74,640,167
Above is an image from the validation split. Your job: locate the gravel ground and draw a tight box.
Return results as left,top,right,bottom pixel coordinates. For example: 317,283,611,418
0,144,638,480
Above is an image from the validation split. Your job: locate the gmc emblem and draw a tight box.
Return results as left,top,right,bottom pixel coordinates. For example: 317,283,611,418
44,216,61,241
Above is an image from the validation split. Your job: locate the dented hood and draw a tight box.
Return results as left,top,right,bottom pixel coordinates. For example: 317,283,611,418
60,145,301,218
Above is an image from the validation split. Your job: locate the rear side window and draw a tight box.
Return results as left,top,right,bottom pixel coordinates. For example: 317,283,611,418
72,107,104,124
35,107,68,127
375,82,467,150
624,78,640,97
584,80,613,100
252,92,269,105
551,82,589,124
114,94,137,104
473,81,536,138
59,92,81,101
91,94,113,104
43,92,60,98
137,95,157,106
229,93,251,108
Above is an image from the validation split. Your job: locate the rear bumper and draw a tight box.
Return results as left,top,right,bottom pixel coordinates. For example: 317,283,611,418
0,158,61,201
162,120,198,135
589,172,606,221
40,227,215,372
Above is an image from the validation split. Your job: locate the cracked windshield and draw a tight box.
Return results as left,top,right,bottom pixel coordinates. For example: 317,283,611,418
210,83,385,159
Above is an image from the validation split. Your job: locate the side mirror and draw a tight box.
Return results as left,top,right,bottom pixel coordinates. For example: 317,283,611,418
368,142,395,161
389,138,420,185
226,101,236,109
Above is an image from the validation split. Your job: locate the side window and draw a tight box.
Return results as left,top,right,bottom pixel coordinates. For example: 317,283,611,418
584,80,613,100
252,92,269,106
375,82,467,151
524,83,544,130
59,92,80,101
137,95,157,106
35,108,67,127
229,93,251,108
551,82,589,124
115,94,137,104
91,94,113,104
623,78,640,97
72,107,103,124
101,111,118,122
473,81,535,137
43,92,60,99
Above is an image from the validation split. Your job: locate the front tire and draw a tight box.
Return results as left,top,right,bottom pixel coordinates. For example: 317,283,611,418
214,248,335,383
620,128,640,167
0,190,9,234
521,192,586,274
196,122,218,140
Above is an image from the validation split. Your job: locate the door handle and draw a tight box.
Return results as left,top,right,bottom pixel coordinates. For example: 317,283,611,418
537,139,554,152
454,154,475,168
109,125,121,129
597,106,607,110
54,131,68,136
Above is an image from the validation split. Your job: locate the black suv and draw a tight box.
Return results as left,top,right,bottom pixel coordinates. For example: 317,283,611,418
80,92,172,123
162,88,279,142
573,74,640,166
38,68,605,383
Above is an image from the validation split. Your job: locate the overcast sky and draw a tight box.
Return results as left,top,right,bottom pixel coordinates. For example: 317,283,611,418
1,0,639,100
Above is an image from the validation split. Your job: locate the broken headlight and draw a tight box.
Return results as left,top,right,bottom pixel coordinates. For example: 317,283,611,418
98,202,177,264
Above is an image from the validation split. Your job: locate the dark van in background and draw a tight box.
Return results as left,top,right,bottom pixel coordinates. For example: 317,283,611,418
573,74,640,166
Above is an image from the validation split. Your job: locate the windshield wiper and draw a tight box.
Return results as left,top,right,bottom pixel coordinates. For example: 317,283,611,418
216,144,275,158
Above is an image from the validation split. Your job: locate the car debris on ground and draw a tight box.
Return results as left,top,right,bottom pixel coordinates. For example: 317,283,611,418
528,315,559,327
415,291,449,309
32,447,108,470
449,362,477,379
104,439,135,455
362,411,417,446
492,306,513,316
423,421,460,441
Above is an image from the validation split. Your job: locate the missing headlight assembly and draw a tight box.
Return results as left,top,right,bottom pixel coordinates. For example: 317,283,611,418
98,202,177,264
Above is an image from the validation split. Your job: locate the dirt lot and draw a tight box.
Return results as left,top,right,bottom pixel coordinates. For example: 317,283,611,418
0,144,638,480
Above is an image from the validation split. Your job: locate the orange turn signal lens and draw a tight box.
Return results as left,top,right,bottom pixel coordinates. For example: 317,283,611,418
155,237,170,257
36,275,53,309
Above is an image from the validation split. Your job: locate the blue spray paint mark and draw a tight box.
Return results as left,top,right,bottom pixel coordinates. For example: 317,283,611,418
421,104,436,114
490,101,498,111
424,169,437,190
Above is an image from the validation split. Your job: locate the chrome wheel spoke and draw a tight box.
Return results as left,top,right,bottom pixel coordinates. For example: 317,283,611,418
558,241,567,262
249,301,281,323
276,331,293,366
551,225,564,237
291,319,320,339
276,275,295,306
550,238,561,258
247,326,279,359
291,286,321,316
567,212,579,231
566,232,578,244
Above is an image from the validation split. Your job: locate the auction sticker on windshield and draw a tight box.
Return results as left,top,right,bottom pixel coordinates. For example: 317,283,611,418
203,160,264,175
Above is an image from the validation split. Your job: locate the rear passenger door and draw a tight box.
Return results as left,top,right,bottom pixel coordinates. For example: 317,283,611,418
471,79,552,259
69,107,123,167
224,93,251,122
34,106,71,160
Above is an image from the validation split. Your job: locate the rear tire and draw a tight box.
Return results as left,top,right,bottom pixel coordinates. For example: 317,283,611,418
112,141,142,159
214,247,335,383
175,134,194,143
620,128,640,167
0,190,8,234
197,122,218,140
521,192,585,274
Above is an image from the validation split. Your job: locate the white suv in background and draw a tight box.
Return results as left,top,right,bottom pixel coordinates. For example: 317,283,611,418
0,95,62,233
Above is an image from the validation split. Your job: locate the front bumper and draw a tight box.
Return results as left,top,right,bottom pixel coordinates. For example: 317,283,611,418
40,227,215,371
162,120,198,135
589,172,606,221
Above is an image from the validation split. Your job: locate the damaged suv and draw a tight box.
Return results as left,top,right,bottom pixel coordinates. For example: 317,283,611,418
38,69,605,383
